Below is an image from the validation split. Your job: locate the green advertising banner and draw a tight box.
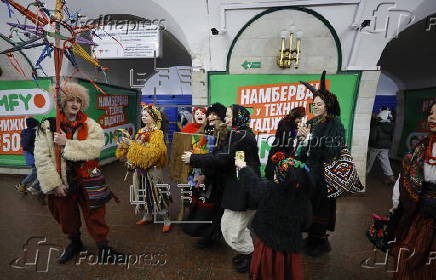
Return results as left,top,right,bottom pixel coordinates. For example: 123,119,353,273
0,78,138,167
398,88,436,157
208,73,360,168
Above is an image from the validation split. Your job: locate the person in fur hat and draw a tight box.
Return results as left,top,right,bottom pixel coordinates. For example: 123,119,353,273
34,81,124,264
181,107,207,133
199,103,227,135
182,104,261,273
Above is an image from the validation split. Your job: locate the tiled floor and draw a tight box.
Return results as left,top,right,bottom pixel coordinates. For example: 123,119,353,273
1,161,396,280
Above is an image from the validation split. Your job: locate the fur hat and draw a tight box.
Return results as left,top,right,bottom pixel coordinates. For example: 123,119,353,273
207,103,226,122
51,82,90,111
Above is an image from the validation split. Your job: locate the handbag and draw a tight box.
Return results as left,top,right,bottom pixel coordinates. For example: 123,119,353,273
323,147,364,198
366,214,390,251
79,168,113,210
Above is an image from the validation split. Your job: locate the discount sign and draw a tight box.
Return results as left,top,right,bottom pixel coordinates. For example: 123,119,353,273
0,89,52,155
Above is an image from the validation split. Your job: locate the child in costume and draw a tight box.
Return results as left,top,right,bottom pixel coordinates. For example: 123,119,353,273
181,107,207,133
235,152,313,280
116,104,172,232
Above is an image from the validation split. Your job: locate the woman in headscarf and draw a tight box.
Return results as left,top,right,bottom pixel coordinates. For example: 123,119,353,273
296,71,346,257
390,101,436,279
181,104,261,273
116,103,172,232
236,151,313,280
265,107,307,180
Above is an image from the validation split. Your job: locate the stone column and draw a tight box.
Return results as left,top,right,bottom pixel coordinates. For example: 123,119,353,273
351,71,380,188
191,69,208,106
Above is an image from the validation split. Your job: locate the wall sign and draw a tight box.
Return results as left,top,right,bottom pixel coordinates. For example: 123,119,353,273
92,25,161,59
209,73,360,168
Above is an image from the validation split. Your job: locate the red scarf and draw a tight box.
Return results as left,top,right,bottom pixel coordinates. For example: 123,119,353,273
59,111,94,178
59,111,88,140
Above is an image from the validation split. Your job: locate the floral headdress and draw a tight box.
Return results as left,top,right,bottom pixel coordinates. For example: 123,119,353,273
141,103,162,129
271,151,309,183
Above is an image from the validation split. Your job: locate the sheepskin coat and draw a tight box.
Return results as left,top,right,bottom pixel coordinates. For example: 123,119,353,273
34,117,105,194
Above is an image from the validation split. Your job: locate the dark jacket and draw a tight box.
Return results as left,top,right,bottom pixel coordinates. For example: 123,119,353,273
368,121,393,149
239,166,313,253
297,117,345,190
295,116,345,232
190,128,261,211
265,118,297,180
20,118,40,154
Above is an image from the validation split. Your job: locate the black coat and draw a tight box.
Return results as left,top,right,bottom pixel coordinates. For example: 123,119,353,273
20,118,39,153
20,128,37,153
296,116,345,232
297,117,345,190
239,166,313,253
265,118,297,180
369,121,393,149
190,128,261,211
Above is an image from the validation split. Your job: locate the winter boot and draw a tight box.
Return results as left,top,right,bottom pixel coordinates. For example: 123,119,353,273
384,175,396,185
235,253,252,273
305,235,331,257
97,241,126,265
58,234,85,264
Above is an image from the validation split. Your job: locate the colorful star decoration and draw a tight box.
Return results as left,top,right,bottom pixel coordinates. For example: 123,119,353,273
1,0,113,173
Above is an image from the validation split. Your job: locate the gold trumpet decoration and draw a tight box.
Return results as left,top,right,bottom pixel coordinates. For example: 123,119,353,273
276,27,303,69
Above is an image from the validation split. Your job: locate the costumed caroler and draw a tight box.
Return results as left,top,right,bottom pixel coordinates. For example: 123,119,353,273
199,103,227,135
181,107,207,133
391,101,436,279
235,151,314,280
116,104,172,232
181,102,228,249
181,104,261,273
264,107,306,180
34,82,124,264
295,71,346,257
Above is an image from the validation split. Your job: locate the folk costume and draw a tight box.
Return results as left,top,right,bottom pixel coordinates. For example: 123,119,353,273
265,107,306,180
391,133,436,279
200,103,227,135
116,104,171,232
181,107,207,133
239,152,313,280
296,71,345,257
35,82,122,264
189,105,261,273
181,107,227,248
